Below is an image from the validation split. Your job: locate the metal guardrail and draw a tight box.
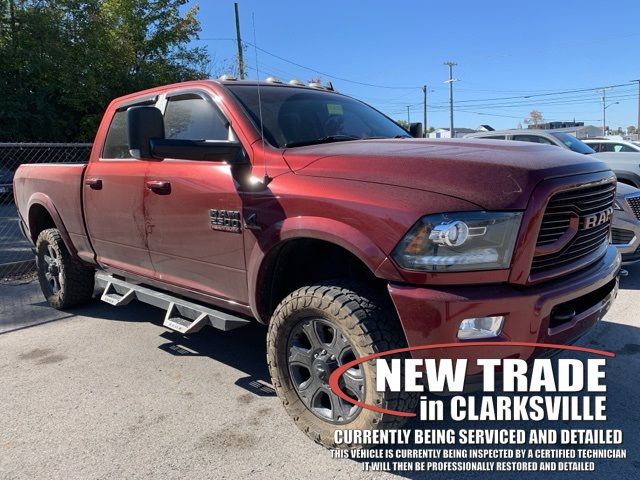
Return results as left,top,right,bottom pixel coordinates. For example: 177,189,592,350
0,143,92,282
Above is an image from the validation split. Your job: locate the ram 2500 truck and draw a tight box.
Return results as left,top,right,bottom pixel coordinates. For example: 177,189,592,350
14,79,621,447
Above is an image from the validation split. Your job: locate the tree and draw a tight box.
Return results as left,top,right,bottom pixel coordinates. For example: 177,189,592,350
628,126,638,135
524,110,544,128
0,0,215,141
395,120,410,130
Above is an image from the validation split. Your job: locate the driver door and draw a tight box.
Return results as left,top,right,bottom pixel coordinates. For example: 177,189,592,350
144,91,248,303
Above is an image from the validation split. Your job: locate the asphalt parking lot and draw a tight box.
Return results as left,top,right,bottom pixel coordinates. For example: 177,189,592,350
1,265,639,480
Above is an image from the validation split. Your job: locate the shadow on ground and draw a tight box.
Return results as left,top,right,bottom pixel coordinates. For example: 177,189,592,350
2,268,639,478
620,261,640,290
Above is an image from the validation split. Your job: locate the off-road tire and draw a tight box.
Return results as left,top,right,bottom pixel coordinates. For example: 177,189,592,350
36,228,95,309
267,282,417,448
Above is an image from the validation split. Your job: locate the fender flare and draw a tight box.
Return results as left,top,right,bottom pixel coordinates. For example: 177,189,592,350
614,171,640,188
246,216,403,322
27,193,77,256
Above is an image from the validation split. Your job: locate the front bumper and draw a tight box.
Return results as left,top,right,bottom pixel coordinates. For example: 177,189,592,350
388,245,621,375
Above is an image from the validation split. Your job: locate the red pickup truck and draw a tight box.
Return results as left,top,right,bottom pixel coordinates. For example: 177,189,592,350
14,78,620,446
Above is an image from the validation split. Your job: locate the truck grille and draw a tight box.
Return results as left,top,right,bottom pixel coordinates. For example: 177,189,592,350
531,181,615,274
627,195,640,220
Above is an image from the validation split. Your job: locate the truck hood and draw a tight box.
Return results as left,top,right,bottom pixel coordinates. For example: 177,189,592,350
283,138,612,210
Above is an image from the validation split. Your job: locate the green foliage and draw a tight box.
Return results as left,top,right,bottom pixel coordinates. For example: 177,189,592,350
0,0,212,141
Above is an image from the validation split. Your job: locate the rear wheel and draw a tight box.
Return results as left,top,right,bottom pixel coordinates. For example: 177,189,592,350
267,282,416,448
36,228,95,309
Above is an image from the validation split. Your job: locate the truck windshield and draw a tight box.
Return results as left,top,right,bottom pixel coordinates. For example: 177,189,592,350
226,84,410,148
550,132,595,154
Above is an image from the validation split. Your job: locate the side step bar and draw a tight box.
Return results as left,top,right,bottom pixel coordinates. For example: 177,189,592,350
95,273,251,333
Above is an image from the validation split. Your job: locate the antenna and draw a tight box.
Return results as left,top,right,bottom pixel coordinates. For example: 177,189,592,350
251,13,271,187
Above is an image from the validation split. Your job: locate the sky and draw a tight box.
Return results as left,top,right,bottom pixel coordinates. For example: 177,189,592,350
193,1,640,131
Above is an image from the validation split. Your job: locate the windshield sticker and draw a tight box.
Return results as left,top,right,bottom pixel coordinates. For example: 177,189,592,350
327,103,343,115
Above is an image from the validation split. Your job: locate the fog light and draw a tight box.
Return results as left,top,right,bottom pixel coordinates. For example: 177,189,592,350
457,316,505,340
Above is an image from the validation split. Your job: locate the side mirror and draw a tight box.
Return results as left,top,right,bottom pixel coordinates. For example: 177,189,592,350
127,105,246,163
150,138,245,163
127,106,164,159
409,122,423,138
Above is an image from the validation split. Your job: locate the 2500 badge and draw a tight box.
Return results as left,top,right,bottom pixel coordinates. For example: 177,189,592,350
209,209,241,233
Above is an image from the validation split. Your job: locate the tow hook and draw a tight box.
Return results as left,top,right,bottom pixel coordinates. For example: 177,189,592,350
618,269,629,277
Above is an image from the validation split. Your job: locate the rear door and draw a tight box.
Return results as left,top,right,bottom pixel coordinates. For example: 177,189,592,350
144,90,248,303
84,99,155,277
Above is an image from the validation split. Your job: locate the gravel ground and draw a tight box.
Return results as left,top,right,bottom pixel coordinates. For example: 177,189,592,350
1,264,639,480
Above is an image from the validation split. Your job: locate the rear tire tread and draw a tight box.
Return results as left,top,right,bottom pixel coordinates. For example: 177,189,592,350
36,228,95,309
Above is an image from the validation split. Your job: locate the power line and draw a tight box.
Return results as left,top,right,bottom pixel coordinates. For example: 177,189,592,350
199,36,638,127
446,82,635,105
200,37,420,90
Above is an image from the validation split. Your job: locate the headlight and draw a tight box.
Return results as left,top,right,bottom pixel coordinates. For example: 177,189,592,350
392,211,523,272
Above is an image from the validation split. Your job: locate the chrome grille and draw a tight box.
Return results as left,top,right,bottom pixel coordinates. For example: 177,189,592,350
531,181,615,274
627,195,640,220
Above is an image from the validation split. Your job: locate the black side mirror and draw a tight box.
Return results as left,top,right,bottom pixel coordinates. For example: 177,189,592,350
127,105,246,163
409,122,423,138
127,106,164,159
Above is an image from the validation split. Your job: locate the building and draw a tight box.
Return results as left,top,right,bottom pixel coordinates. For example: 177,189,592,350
528,121,584,130
526,121,602,139
428,127,477,139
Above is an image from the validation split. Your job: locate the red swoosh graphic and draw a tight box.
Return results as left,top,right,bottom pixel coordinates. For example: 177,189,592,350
327,341,614,418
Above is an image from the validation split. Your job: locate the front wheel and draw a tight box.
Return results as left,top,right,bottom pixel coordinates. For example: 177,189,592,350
267,282,416,448
36,228,95,309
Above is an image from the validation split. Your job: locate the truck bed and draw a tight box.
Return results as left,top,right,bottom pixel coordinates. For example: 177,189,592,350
14,163,93,262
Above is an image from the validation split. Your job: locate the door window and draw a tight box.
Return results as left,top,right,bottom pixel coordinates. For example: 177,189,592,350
587,142,602,152
102,110,133,159
164,94,229,141
610,143,636,153
512,135,554,145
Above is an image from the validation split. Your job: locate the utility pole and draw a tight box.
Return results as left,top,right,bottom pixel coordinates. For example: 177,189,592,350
234,2,246,79
422,85,428,137
601,89,606,136
601,88,619,136
632,79,640,140
406,105,411,127
444,61,457,138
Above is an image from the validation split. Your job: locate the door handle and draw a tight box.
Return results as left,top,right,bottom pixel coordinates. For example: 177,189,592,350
85,178,102,190
146,180,171,195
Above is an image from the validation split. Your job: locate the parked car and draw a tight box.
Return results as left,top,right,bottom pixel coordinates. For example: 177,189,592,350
583,138,640,153
465,130,640,263
0,166,14,203
613,183,640,263
465,129,640,187
14,79,621,447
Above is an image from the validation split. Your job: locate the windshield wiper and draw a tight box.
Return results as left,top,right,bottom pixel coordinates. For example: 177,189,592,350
284,135,361,148
363,135,411,139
